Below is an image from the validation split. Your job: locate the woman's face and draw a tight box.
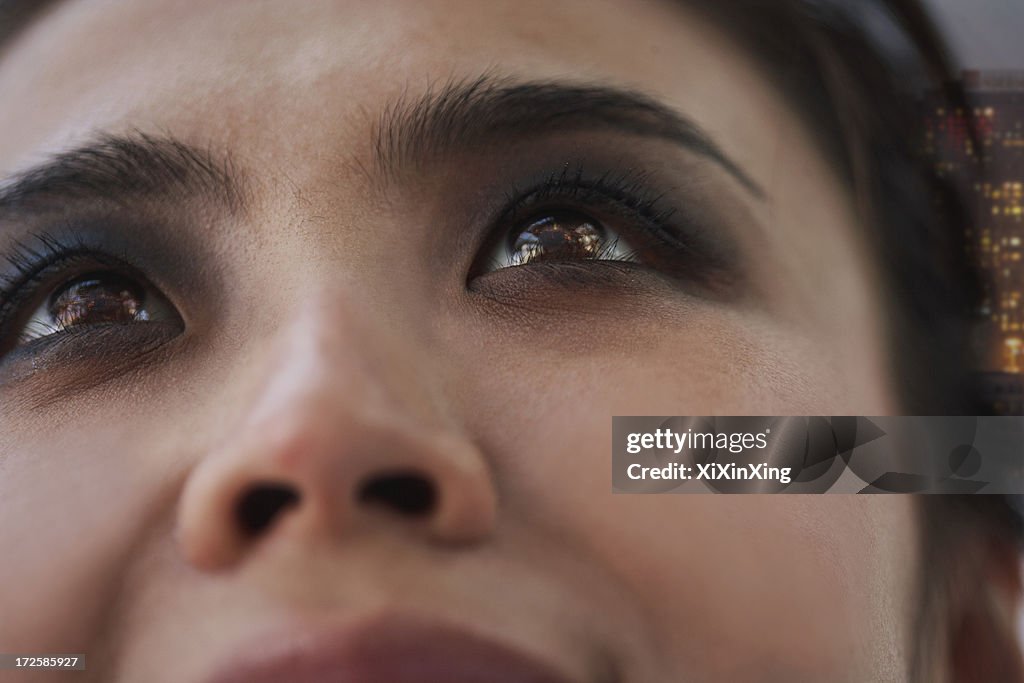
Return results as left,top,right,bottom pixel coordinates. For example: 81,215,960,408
0,0,920,681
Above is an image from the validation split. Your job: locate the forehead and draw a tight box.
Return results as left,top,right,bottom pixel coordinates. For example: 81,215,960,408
0,0,798,187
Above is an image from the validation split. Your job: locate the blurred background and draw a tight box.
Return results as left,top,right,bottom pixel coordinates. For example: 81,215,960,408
926,0,1023,69
921,0,1024,649
918,0,1024,411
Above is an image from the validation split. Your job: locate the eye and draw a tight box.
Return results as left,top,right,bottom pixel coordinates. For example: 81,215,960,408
16,270,179,345
467,165,729,291
484,210,638,271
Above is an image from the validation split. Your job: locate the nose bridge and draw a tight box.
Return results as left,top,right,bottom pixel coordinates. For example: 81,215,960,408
175,289,497,571
247,290,438,432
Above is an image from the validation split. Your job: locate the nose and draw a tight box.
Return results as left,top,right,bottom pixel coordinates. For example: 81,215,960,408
175,299,498,571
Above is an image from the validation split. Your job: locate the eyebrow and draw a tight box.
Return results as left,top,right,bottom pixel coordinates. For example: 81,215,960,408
374,74,765,198
0,132,246,217
0,77,761,219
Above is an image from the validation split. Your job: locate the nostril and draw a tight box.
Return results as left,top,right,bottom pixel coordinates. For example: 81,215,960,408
358,471,437,516
236,483,301,535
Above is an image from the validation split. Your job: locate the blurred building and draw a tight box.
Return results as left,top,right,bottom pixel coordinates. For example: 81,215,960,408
975,371,1024,416
925,70,1024,376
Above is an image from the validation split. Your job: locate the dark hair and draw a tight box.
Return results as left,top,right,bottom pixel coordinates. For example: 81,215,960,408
0,0,57,52
682,0,983,415
678,2,1022,677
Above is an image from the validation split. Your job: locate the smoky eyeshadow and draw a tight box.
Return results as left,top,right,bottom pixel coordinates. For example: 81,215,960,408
458,162,751,303
0,321,184,392
409,134,758,295
0,207,226,333
0,203,229,397
0,130,764,392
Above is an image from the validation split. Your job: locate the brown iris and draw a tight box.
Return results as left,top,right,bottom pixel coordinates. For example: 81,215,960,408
50,274,146,330
509,212,606,266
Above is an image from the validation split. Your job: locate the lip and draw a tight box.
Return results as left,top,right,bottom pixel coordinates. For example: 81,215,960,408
203,612,581,683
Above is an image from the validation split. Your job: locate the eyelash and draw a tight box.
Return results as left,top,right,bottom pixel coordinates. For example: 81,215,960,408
499,164,675,229
474,163,725,287
0,164,730,357
0,232,139,348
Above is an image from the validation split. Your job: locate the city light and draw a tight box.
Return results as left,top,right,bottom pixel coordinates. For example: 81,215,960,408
927,70,1024,376
925,71,1024,413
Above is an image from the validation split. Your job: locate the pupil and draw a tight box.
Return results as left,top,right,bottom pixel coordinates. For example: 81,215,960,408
509,213,605,266
50,274,145,328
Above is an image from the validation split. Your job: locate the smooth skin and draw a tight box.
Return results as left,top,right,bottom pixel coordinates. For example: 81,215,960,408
0,0,933,681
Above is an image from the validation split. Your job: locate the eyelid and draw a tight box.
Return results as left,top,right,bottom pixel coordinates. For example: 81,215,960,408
469,166,665,278
469,162,742,297
495,165,675,232
0,234,182,357
0,320,184,392
0,251,122,352
1,231,131,302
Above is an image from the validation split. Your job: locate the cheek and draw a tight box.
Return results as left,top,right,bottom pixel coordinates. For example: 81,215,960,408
565,494,916,679
460,315,916,678
462,300,888,423
0,421,176,654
